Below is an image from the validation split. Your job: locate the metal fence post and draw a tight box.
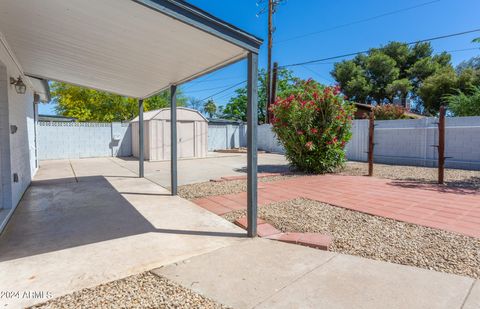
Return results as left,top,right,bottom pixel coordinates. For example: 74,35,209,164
368,112,375,176
438,106,446,184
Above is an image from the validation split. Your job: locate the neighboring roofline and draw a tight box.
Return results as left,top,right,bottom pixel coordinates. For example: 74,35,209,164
38,114,76,119
353,102,374,109
208,118,245,124
133,0,263,54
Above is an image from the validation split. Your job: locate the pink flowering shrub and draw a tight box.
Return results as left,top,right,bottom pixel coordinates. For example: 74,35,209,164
270,80,355,173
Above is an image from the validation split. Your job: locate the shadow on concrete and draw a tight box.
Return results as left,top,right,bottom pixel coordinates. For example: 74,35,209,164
0,176,244,262
387,179,480,195
234,164,296,174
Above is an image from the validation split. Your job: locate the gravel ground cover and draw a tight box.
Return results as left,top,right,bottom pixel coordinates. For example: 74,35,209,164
178,175,301,200
179,163,479,200
223,198,480,279
29,272,228,309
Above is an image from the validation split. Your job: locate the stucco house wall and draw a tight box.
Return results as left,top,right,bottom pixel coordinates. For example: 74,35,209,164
0,40,39,231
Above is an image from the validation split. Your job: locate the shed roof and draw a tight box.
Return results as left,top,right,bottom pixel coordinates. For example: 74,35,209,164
131,107,207,122
0,0,262,99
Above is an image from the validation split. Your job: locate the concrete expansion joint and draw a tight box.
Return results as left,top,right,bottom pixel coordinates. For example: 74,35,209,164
460,280,478,309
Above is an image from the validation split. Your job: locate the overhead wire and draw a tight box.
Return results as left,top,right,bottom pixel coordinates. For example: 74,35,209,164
276,0,441,44
281,28,480,68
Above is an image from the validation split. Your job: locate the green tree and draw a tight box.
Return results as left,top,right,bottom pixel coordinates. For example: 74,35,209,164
52,82,186,122
445,86,480,116
417,67,457,114
418,66,480,114
222,68,300,122
187,97,203,111
331,41,453,111
203,99,217,118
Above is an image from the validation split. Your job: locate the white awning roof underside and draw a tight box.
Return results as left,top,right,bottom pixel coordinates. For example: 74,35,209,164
0,0,256,98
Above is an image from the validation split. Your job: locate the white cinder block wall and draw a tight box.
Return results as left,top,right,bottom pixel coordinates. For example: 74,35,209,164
0,40,38,230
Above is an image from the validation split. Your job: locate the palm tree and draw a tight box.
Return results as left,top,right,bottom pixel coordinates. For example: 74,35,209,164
203,99,217,118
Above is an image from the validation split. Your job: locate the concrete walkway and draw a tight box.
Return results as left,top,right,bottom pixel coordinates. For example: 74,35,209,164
112,152,291,187
0,158,245,308
154,238,479,309
194,174,480,238
1,158,478,308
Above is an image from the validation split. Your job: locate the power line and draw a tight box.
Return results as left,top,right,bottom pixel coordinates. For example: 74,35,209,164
184,82,245,94
198,80,247,102
276,0,441,44
281,28,480,68
301,65,333,83
446,47,480,53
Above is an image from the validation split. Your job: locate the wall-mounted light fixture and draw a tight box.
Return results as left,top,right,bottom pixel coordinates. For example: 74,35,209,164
10,76,26,95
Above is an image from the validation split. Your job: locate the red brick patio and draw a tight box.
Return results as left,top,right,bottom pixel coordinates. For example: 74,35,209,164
193,175,480,238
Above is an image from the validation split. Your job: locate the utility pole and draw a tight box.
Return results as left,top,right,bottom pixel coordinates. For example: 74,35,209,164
266,0,273,123
258,0,285,123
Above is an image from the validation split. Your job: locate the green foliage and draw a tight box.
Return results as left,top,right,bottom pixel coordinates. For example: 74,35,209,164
222,87,248,121
203,99,217,118
270,81,355,173
445,86,480,116
416,67,457,114
370,104,406,120
187,97,203,111
51,82,186,122
222,68,300,122
418,67,480,114
332,61,371,102
331,41,454,112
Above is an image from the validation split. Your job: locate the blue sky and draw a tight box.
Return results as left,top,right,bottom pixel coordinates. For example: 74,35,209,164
40,0,480,115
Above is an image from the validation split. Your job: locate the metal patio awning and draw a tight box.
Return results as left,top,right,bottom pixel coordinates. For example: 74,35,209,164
0,0,262,237
0,0,262,99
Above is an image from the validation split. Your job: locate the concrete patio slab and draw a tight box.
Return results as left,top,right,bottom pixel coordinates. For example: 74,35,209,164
257,253,474,309
112,153,291,186
0,159,246,308
154,239,476,309
152,239,337,308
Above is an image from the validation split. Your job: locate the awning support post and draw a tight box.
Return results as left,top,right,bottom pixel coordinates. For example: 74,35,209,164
170,85,178,195
247,52,258,237
138,99,144,178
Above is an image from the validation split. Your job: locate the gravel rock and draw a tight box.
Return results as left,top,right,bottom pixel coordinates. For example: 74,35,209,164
29,272,229,309
178,175,300,200
223,198,480,279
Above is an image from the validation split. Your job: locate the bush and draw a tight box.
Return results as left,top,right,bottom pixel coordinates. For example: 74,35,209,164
445,86,480,116
270,80,355,173
369,104,406,120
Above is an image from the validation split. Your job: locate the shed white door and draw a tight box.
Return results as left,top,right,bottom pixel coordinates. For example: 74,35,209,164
164,121,196,159
178,121,195,158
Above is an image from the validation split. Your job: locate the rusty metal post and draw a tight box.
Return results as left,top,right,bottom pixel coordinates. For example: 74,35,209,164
438,105,446,184
368,111,375,176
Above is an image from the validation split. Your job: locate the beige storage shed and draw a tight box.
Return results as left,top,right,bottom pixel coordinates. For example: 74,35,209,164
131,108,208,161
